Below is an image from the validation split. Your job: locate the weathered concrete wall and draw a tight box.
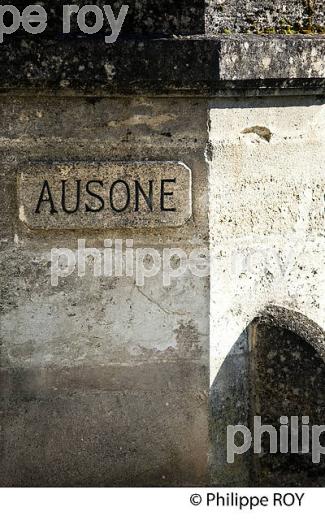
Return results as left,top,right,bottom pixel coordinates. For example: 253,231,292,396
0,96,209,486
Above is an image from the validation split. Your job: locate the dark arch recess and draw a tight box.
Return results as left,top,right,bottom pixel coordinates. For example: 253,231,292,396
209,307,325,487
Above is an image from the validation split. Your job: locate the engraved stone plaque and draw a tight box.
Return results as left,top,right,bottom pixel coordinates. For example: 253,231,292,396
18,161,192,229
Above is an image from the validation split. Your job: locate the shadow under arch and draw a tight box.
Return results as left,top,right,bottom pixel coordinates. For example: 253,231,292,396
209,306,325,487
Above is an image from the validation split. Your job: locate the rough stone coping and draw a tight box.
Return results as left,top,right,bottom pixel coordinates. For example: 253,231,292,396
1,35,324,95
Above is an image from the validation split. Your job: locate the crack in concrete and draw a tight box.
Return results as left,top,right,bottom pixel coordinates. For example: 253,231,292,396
135,284,188,316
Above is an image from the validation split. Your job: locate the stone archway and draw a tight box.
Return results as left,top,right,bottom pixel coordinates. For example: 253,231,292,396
210,307,325,486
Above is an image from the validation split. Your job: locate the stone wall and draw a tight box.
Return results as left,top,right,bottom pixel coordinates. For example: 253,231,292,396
206,0,324,34
209,97,325,382
208,98,325,484
0,1,324,487
0,97,209,486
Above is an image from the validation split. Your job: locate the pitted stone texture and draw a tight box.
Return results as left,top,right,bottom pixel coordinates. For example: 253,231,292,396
1,36,324,94
252,321,325,486
219,35,325,80
206,0,324,34
208,97,325,385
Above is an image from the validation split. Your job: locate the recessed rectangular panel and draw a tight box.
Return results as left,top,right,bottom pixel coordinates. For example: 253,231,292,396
18,161,192,229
